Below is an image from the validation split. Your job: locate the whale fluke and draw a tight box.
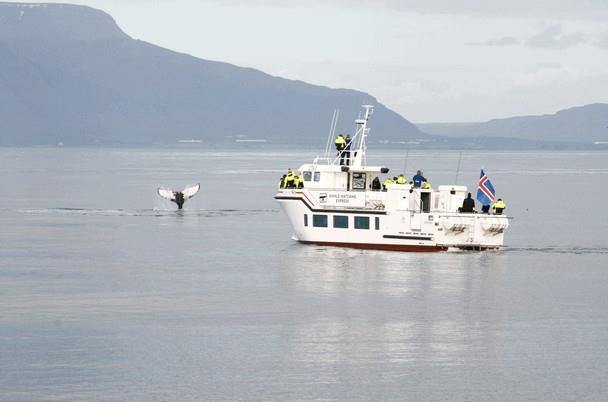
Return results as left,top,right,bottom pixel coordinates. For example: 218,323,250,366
158,183,200,209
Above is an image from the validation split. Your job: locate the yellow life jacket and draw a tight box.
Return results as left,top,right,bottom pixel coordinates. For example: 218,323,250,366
493,200,506,210
284,170,295,186
396,175,406,184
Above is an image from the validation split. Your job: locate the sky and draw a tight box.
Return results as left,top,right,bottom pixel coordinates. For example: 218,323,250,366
11,0,608,122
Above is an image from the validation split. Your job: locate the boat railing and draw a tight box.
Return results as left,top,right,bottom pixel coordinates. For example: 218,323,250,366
437,212,511,218
312,156,334,165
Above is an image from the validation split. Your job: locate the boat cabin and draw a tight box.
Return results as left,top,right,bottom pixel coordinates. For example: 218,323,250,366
384,184,468,213
299,163,389,191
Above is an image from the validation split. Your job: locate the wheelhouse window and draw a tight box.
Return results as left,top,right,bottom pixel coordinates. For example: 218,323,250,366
314,172,321,182
354,216,370,229
303,171,312,182
352,172,366,190
313,214,328,227
333,215,348,229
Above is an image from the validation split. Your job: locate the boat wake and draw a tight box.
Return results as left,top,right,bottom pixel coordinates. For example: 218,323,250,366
18,208,277,218
505,246,608,255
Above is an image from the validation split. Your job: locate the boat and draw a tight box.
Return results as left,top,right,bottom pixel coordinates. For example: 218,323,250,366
274,105,509,252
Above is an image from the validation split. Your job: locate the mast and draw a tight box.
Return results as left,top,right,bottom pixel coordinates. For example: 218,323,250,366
351,105,374,168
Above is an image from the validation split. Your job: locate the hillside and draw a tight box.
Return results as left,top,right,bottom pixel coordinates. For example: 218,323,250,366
418,104,608,145
0,2,424,146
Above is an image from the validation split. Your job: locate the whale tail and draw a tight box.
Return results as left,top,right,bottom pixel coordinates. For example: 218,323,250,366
158,183,200,209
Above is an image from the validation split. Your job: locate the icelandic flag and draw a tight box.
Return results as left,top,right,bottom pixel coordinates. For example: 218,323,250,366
476,169,496,206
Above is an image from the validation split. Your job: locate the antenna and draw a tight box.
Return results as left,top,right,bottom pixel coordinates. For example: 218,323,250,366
402,144,410,176
324,109,339,160
454,151,463,184
352,105,374,167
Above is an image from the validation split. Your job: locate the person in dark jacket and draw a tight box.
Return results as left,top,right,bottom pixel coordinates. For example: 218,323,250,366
460,192,476,213
372,176,381,191
412,170,427,188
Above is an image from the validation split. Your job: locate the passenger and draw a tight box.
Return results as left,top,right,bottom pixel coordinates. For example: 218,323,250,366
298,175,304,188
493,198,506,215
372,176,381,191
412,170,427,188
481,204,490,214
285,169,296,188
278,174,286,189
460,192,476,213
421,181,432,189
335,134,346,165
344,134,352,166
382,177,394,191
293,174,300,188
396,174,406,185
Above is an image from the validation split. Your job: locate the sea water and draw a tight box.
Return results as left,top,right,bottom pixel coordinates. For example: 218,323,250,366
0,148,607,401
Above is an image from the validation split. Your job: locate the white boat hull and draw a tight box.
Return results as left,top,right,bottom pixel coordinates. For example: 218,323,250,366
276,189,508,252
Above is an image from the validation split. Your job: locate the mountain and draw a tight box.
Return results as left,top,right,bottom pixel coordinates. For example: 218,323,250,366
0,2,423,146
418,104,608,145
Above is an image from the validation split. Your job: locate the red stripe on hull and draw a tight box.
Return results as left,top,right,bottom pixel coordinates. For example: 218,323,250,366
299,240,447,252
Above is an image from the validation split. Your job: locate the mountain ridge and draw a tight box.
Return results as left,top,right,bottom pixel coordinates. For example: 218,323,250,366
418,103,608,144
0,2,424,146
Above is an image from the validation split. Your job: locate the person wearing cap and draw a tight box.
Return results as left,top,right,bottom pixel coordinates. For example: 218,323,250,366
412,170,427,188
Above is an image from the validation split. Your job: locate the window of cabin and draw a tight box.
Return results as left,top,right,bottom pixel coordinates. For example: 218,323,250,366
304,214,308,227
352,172,366,190
354,216,370,229
333,215,348,229
312,214,328,227
375,217,380,230
314,172,321,182
303,171,312,181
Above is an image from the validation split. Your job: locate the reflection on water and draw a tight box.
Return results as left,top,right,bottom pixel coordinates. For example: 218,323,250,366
282,245,507,298
279,244,509,379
